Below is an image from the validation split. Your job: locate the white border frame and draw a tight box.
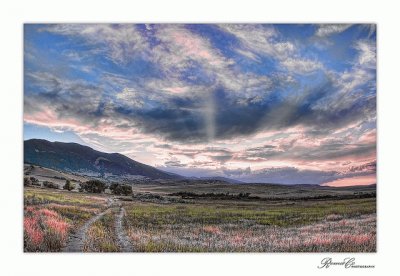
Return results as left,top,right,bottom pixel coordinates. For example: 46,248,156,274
1,0,399,275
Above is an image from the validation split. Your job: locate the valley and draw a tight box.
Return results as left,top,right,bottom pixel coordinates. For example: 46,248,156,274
23,171,376,252
23,139,376,252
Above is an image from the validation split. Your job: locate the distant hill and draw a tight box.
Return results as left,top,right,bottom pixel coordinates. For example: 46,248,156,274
24,139,181,180
199,176,244,184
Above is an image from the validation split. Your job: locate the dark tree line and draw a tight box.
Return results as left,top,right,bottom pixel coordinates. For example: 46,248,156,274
25,176,132,195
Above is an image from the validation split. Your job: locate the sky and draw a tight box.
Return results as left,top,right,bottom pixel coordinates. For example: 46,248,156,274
24,24,376,185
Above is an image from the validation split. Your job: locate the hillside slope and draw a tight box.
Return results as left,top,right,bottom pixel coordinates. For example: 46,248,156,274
24,139,180,180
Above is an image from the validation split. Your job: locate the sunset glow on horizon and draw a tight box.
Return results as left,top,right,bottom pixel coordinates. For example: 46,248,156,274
322,174,376,187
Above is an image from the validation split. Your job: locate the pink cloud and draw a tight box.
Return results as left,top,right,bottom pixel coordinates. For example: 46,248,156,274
24,109,87,133
163,86,188,94
24,109,156,142
169,30,221,65
359,129,376,144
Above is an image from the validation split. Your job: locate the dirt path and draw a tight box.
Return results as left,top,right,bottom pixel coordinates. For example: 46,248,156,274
63,198,115,252
115,206,134,252
63,197,134,252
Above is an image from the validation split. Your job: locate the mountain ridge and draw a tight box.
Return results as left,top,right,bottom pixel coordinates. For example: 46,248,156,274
24,139,181,180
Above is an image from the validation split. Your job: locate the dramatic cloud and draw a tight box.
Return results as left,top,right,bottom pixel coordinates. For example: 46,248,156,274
24,24,376,185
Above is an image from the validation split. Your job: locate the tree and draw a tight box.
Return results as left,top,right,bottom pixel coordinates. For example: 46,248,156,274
109,183,119,193
24,177,32,186
29,177,40,186
79,180,106,193
109,183,132,196
43,181,59,189
63,180,75,191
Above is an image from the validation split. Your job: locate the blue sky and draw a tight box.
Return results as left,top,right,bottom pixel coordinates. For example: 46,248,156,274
24,24,376,185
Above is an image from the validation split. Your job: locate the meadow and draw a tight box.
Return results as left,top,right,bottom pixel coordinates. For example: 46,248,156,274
24,183,376,252
122,196,375,252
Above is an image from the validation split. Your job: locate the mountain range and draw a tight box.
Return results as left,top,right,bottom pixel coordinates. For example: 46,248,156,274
24,139,181,180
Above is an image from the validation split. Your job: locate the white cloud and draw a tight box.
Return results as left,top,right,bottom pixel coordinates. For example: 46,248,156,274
43,24,148,64
152,25,232,75
116,88,145,108
354,40,376,69
315,24,352,37
219,24,278,57
219,24,296,62
234,48,260,62
219,24,322,75
281,58,323,74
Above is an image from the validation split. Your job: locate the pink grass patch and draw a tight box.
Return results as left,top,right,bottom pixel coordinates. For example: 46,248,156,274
203,226,221,235
231,234,244,245
24,217,44,246
24,207,71,251
25,206,36,213
45,217,69,238
304,235,333,246
37,208,59,218
129,233,141,242
347,234,373,244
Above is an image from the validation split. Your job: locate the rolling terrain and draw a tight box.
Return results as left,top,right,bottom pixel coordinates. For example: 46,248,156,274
24,139,181,181
24,184,376,252
23,139,377,253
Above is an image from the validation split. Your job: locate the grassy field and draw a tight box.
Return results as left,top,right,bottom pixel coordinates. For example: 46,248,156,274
122,197,375,252
23,184,376,252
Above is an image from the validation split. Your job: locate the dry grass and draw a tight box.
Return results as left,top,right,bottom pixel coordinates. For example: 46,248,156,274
124,214,375,252
24,186,376,252
83,211,119,252
123,198,376,252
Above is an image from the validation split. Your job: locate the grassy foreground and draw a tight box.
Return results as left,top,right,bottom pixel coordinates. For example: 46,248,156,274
24,186,376,252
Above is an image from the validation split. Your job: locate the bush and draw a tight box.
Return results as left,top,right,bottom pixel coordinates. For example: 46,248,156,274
109,183,132,196
29,177,40,186
63,180,75,191
79,180,106,193
24,177,32,186
43,181,58,189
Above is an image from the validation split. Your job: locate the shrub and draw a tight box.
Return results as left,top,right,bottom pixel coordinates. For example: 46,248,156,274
63,180,75,191
109,183,132,195
238,192,251,198
79,180,106,193
29,177,40,186
24,177,32,186
43,181,58,189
